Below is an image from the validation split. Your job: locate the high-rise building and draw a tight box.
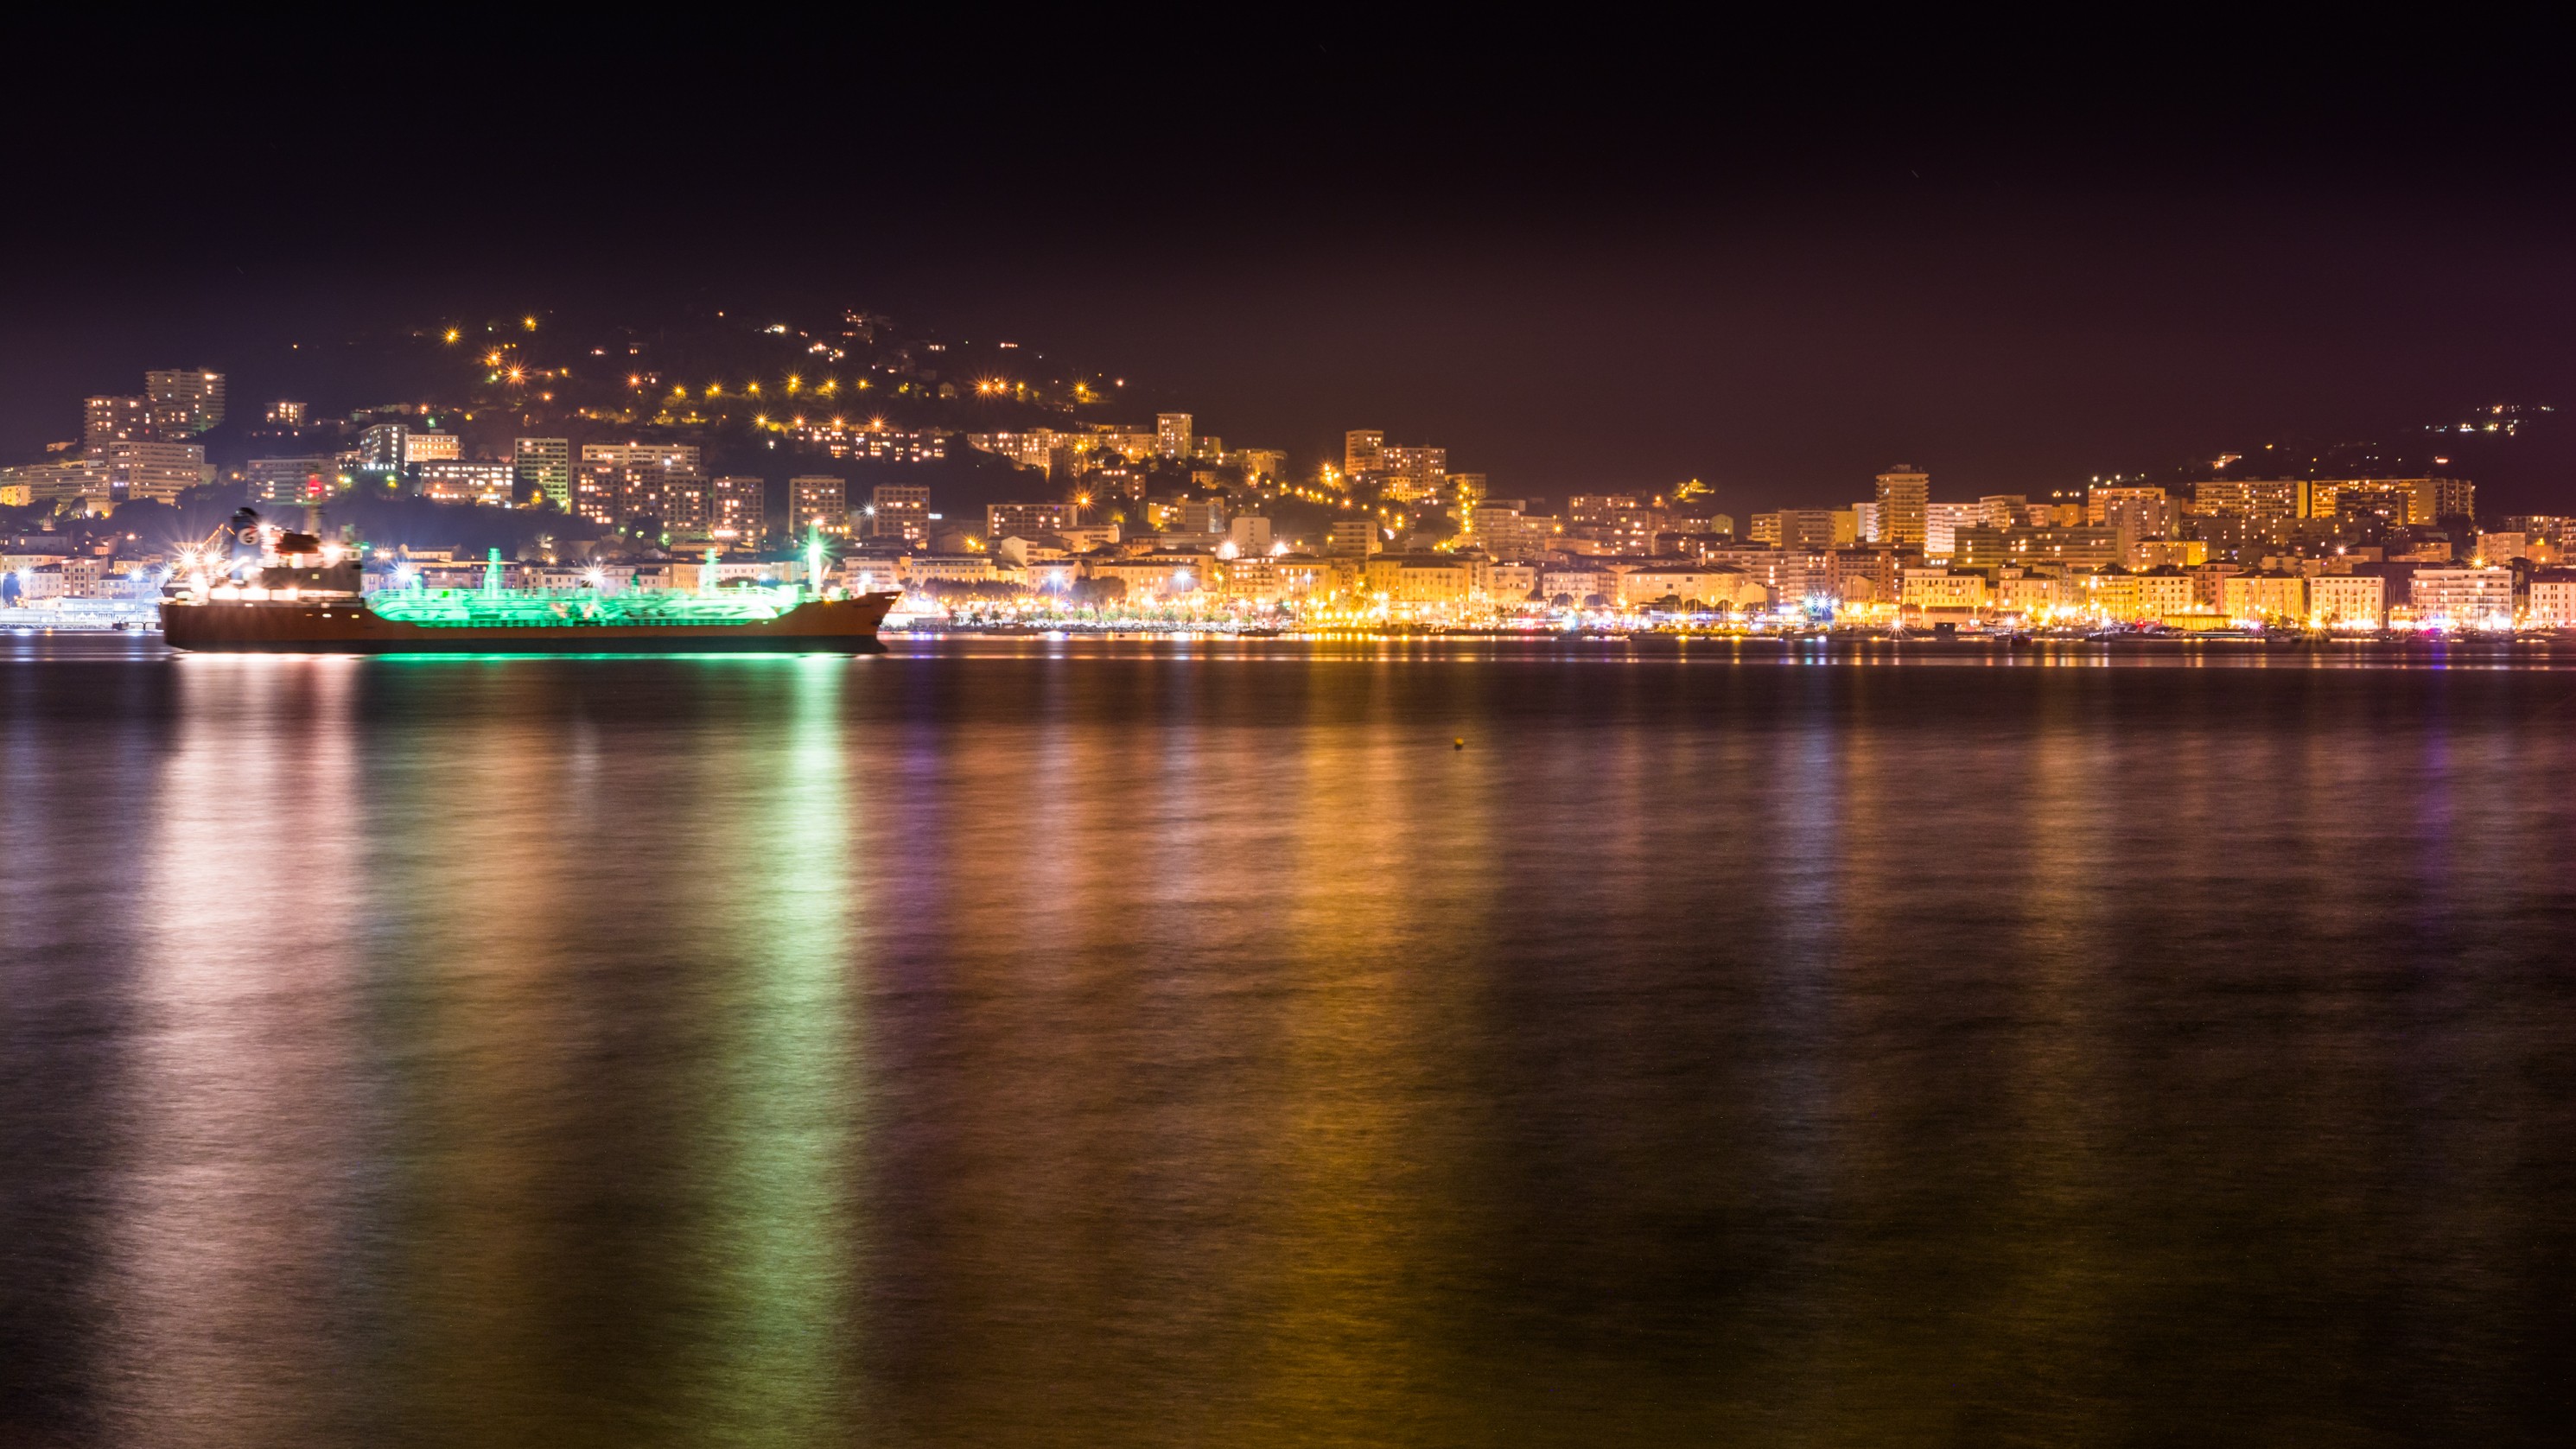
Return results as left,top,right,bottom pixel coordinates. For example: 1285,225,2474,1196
1875,467,1929,550
582,442,702,475
1378,445,1446,479
790,476,851,537
245,455,340,505
2086,485,2169,526
144,370,226,435
1853,501,1881,543
711,476,766,543
1770,510,1844,550
2194,479,2307,526
1924,502,1981,557
989,501,1078,540
2298,478,2477,527
1951,524,2120,570
416,461,516,506
868,483,930,543
1156,413,1193,459
576,443,704,524
2414,477,2477,524
660,473,712,536
264,401,308,427
513,438,571,509
84,396,153,450
1343,429,1383,477
1227,516,1274,555
1471,503,1537,558
99,439,206,506
405,432,460,463
356,423,409,476
1327,519,1380,556
0,460,108,510
1568,495,1641,525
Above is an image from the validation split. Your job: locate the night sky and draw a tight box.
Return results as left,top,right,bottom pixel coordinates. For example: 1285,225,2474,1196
8,21,2573,511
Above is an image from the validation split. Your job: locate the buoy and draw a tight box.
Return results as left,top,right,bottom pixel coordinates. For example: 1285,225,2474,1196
1453,738,1466,750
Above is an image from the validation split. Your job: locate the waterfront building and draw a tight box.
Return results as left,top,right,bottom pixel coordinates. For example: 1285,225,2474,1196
1364,554,1479,607
1086,553,1213,601
1900,567,1987,611
1613,564,1765,610
2308,573,2387,628
1218,555,1282,601
2407,567,2513,628
2527,570,2576,628
1542,566,1604,604
1993,573,2075,619
2222,572,2307,623
905,554,998,586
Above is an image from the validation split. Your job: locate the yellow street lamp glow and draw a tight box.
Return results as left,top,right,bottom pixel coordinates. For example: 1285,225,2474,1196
442,328,461,344
523,316,537,330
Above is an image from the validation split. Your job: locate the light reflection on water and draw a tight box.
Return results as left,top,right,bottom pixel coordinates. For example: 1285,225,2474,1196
4,637,2576,1446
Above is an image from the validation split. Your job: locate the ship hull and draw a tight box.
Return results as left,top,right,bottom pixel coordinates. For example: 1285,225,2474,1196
163,594,899,653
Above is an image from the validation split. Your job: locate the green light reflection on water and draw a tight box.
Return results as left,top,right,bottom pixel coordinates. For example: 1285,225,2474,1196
690,658,866,1444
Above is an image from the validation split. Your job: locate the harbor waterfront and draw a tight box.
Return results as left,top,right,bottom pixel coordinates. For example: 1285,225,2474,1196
6,635,2575,1446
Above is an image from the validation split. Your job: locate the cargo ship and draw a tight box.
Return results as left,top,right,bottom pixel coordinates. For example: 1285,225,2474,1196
162,512,896,654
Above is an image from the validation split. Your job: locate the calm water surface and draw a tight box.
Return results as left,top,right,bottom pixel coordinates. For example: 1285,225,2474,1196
4,636,2574,1446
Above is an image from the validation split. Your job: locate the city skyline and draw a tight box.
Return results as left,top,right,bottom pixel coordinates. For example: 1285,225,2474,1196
10,26,2576,510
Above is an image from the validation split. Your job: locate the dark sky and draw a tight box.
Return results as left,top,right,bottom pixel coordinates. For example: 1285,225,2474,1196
8,18,2574,512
